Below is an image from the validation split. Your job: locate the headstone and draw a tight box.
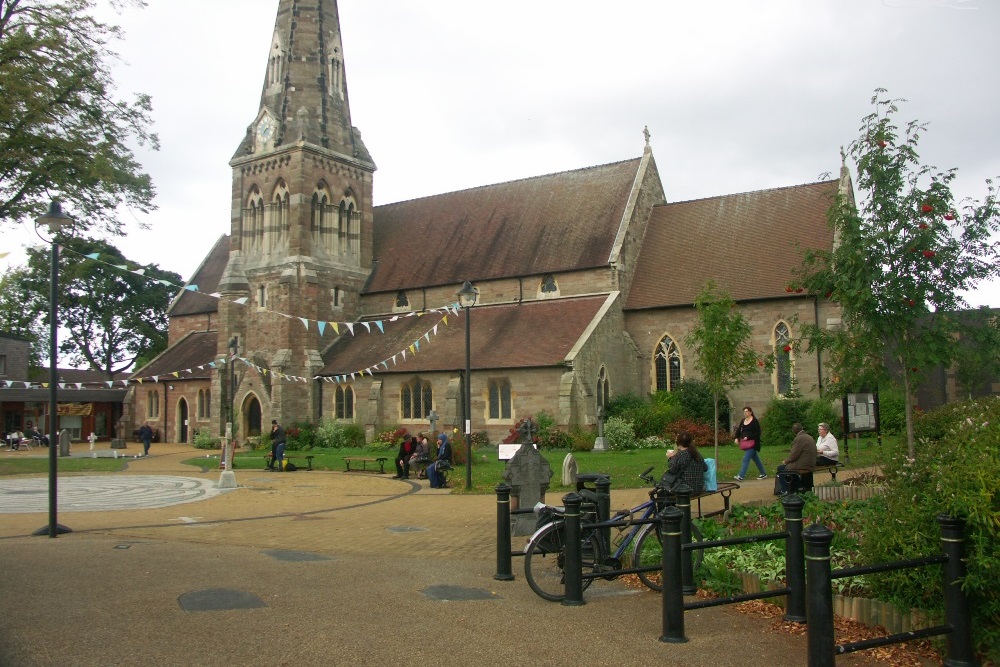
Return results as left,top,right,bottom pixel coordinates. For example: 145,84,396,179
428,410,439,435
593,405,608,452
562,453,578,486
501,420,552,536
111,416,128,449
58,429,71,457
88,433,97,451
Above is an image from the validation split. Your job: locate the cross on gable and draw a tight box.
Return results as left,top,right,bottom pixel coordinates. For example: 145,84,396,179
517,419,538,445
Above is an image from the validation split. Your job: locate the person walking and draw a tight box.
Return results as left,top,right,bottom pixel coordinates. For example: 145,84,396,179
733,406,767,481
268,419,286,471
138,422,153,457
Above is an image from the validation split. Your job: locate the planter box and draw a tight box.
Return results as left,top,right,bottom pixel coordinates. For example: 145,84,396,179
814,485,886,501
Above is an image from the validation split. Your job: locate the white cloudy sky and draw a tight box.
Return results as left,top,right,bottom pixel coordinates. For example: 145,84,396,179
5,0,1000,304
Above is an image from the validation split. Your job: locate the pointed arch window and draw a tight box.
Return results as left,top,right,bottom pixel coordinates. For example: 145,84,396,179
257,284,267,310
197,390,205,419
332,286,343,309
401,379,433,420
243,188,265,250
488,379,512,420
654,335,682,392
774,322,793,396
540,274,559,297
270,182,290,249
335,385,354,420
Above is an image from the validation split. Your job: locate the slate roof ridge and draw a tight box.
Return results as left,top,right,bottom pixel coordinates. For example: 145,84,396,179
168,234,230,317
375,156,643,208
661,178,839,207
129,329,215,380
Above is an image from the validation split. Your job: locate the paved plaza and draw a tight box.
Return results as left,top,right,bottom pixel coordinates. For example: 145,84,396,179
0,443,886,667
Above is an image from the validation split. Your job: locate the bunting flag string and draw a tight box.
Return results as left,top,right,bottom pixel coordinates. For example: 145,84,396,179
7,242,461,339
5,307,461,391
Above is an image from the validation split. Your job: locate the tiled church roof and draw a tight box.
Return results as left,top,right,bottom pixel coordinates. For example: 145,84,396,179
168,235,229,317
366,158,643,293
320,294,612,376
131,331,218,381
626,180,838,309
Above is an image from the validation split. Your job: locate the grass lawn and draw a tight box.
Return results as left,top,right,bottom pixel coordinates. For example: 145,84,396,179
0,458,127,476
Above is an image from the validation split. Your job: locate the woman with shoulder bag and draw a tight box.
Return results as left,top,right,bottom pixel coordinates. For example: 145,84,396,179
733,405,767,481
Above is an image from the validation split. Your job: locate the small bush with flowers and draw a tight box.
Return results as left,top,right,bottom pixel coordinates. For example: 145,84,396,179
371,427,408,452
662,417,724,450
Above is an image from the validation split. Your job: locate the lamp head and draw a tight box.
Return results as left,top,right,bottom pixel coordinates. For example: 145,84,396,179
35,200,74,235
228,336,239,355
456,280,479,308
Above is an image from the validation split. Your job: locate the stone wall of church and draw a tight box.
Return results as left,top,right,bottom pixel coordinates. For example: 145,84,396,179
626,296,840,416
168,313,214,346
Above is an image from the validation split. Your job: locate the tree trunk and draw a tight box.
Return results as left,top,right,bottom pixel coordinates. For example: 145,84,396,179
903,369,916,459
713,390,720,462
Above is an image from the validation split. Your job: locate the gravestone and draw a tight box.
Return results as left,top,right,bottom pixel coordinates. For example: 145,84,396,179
592,405,608,452
58,429,71,457
501,420,552,536
562,452,578,486
111,416,129,449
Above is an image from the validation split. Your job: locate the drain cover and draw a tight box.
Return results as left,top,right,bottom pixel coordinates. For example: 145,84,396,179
421,585,500,601
261,549,332,562
179,588,266,612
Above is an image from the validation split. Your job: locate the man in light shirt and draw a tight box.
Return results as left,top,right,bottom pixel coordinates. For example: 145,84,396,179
816,422,839,466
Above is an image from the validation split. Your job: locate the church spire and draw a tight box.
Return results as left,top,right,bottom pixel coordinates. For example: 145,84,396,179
234,0,374,166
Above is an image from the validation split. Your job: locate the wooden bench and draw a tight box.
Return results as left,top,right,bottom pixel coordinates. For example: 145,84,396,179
816,461,845,481
691,482,740,519
343,456,389,474
264,453,314,471
779,462,844,494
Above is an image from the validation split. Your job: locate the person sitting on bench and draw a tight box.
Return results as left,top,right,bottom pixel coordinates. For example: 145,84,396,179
815,422,839,467
427,432,453,488
775,422,817,496
662,431,706,495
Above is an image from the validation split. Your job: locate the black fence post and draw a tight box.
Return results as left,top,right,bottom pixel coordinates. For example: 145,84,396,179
561,492,585,607
804,523,835,667
494,483,515,581
938,515,977,667
596,476,612,555
782,493,806,622
673,483,696,595
659,505,687,644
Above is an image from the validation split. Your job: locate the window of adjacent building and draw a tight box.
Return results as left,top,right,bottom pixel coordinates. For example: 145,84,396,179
0,354,6,376
335,385,354,420
147,390,160,419
488,379,512,420
539,274,559,298
774,322,793,396
654,335,682,392
332,286,343,309
197,389,211,420
395,291,409,310
257,284,267,310
401,379,432,420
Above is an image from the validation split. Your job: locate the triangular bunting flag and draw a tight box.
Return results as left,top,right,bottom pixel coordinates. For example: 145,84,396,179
106,381,113,388
423,332,430,343
346,323,355,335
75,383,83,389
234,297,248,305
132,268,146,276
318,321,326,337
299,317,309,330
85,253,100,260
433,325,439,335
185,284,199,292
171,371,179,377
375,321,385,333
361,322,371,333
331,321,339,334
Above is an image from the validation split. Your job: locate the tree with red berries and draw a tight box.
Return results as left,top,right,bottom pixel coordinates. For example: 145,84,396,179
798,90,1000,458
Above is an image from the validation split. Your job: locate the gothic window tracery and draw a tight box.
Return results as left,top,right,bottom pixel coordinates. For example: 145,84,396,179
654,335,682,392
774,322,793,396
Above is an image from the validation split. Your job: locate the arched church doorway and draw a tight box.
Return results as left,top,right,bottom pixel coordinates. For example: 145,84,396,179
244,395,262,437
178,398,189,443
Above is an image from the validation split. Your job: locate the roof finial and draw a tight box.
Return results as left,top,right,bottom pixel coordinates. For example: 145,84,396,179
643,125,651,147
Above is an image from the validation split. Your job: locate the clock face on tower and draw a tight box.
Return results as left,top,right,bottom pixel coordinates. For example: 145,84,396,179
255,115,275,152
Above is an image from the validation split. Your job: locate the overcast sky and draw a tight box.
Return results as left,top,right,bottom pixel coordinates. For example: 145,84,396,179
5,0,1000,305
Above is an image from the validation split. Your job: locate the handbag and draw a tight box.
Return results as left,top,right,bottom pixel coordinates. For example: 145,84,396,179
739,438,755,451
660,470,679,489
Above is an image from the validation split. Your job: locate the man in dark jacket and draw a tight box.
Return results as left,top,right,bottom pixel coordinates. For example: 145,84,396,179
268,419,286,471
775,422,817,495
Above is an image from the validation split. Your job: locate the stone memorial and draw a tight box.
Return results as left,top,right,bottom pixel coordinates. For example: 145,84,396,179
501,420,553,536
561,452,578,486
58,429,71,457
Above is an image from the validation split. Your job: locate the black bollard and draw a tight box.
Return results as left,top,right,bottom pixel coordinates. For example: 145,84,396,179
804,523,835,667
782,493,806,622
673,483,696,595
659,505,687,643
494,483,515,581
937,515,976,667
561,492,585,607
596,476,612,555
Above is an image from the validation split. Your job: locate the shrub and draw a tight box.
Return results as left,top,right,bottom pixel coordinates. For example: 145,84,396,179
861,396,1000,661
804,399,842,438
568,425,595,452
662,417,724,450
759,396,811,447
285,421,316,451
604,416,637,450
371,427,408,452
875,383,906,435
471,430,490,447
674,379,731,431
314,419,366,448
193,428,220,450
605,392,648,419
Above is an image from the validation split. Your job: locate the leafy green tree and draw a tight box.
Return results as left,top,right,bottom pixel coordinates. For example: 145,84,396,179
18,237,180,376
0,267,46,371
798,91,1000,458
953,307,1000,400
686,280,770,460
0,0,157,234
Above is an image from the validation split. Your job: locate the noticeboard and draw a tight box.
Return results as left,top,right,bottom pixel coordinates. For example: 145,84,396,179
844,392,878,433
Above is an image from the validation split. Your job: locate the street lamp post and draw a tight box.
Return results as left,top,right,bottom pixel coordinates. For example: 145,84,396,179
456,281,479,490
33,201,74,538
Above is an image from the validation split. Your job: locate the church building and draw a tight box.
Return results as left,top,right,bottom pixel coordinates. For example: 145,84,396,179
130,0,844,444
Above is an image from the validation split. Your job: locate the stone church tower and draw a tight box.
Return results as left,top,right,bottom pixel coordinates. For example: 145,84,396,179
215,0,376,435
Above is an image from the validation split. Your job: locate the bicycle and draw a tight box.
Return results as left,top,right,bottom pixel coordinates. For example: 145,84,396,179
523,467,703,602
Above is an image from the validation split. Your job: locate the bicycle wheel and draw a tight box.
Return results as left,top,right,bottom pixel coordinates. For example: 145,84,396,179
632,521,704,593
523,521,601,602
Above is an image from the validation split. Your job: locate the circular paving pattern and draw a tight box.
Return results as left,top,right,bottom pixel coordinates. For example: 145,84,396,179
0,475,230,514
